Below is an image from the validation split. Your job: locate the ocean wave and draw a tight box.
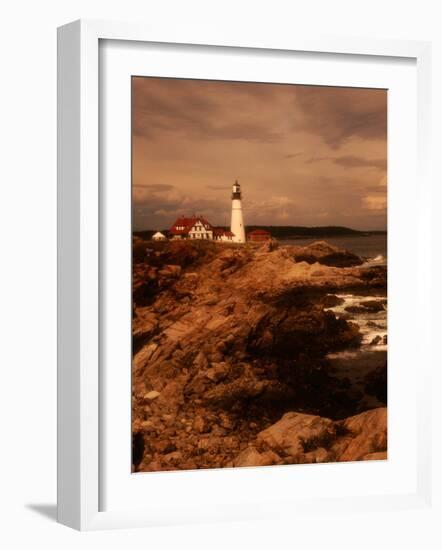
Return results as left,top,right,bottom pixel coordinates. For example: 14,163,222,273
363,254,387,267
325,293,387,352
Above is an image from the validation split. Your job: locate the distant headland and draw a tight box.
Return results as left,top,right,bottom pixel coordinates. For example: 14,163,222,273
133,225,387,240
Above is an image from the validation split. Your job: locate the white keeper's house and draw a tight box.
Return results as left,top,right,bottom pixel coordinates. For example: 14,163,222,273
169,215,214,239
168,181,247,243
169,215,235,241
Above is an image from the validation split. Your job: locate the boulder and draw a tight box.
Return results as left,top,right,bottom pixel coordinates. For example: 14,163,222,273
247,306,361,358
158,380,184,408
249,407,388,465
334,407,387,462
158,264,182,279
233,446,280,467
360,299,385,312
257,412,336,459
202,377,268,408
322,294,345,308
359,266,387,287
205,362,230,383
144,390,160,401
293,241,363,267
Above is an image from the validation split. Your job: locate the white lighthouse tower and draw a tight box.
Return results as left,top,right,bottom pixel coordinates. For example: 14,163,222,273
230,180,246,243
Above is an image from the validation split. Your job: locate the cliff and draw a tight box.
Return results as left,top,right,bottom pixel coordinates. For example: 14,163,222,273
132,239,387,471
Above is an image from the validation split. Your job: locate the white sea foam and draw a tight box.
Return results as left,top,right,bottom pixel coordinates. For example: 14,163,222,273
362,254,387,267
325,293,387,353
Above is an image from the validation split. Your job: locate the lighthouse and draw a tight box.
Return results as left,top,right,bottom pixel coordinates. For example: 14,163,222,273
230,180,246,243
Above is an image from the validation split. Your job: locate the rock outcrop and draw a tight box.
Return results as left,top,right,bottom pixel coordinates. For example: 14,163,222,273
292,240,364,267
257,412,336,460
131,239,387,472
229,407,387,466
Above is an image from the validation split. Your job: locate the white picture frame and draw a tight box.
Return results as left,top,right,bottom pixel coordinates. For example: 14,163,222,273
57,19,432,531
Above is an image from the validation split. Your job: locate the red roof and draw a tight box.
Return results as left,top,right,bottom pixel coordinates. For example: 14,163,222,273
169,226,191,235
213,227,235,237
169,215,213,235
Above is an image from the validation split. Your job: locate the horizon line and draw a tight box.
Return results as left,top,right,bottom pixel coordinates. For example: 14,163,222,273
133,225,387,233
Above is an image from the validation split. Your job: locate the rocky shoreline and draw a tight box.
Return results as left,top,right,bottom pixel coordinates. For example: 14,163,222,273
132,238,387,472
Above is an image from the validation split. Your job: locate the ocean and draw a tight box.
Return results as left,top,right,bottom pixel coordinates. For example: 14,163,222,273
281,233,387,405
282,233,387,265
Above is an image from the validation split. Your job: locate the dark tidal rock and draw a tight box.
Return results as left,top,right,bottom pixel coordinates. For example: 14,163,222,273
293,241,363,267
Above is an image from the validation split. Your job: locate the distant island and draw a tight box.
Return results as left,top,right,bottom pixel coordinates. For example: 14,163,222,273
133,225,387,240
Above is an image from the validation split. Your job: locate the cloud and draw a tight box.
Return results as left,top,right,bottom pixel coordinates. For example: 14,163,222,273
362,175,387,211
304,156,332,164
333,156,386,170
206,185,229,191
132,77,218,139
363,195,387,211
132,77,282,143
293,86,387,149
133,183,175,191
132,182,231,229
245,195,300,223
305,155,386,171
284,153,302,159
132,78,387,230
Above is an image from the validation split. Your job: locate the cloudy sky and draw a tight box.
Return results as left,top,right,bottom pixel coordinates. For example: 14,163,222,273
132,77,387,231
